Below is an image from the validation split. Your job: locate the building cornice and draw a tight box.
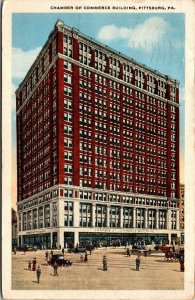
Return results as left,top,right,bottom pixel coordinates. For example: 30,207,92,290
58,20,179,85
17,183,180,210
16,52,179,115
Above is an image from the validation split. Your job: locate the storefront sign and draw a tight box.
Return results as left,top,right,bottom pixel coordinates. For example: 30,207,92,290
94,228,155,234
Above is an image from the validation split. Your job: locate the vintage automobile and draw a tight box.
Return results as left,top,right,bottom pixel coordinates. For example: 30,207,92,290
17,244,38,252
159,245,173,253
68,247,87,253
47,254,73,267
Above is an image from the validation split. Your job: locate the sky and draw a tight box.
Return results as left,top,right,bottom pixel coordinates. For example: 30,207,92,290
11,13,185,208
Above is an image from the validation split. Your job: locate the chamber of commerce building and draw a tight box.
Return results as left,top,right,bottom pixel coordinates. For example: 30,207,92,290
16,20,181,248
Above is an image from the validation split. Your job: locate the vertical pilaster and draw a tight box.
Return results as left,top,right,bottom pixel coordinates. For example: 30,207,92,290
73,200,80,227
43,206,45,228
72,63,80,186
132,69,136,193
106,205,110,227
91,67,95,189
156,100,159,195
20,212,23,232
56,57,65,184
156,209,159,229
120,69,124,191
50,203,53,227
20,235,24,247
166,103,172,198
49,67,54,188
73,36,79,61
56,31,64,54
74,231,79,247
50,232,53,248
144,208,148,228
175,105,180,198
58,229,64,248
168,232,171,244
120,206,123,228
92,204,96,227
106,76,110,190
167,208,172,230
37,208,39,228
176,209,180,230
133,207,136,228
58,198,64,227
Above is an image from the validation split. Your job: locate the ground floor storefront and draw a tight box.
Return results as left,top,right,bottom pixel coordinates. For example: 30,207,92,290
18,228,181,249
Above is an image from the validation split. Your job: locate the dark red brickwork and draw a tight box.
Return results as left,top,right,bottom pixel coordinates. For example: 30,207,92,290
16,22,180,203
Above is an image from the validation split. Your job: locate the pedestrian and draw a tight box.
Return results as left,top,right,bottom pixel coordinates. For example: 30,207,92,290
53,261,58,276
32,258,37,271
179,255,184,272
13,247,17,254
80,255,84,263
62,248,65,255
102,255,107,271
84,252,88,262
45,250,49,261
89,247,92,255
126,248,130,257
28,260,32,270
36,265,41,283
135,256,140,271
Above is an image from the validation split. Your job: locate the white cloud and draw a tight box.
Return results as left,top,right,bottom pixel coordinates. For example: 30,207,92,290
98,25,130,42
98,17,168,52
12,47,42,79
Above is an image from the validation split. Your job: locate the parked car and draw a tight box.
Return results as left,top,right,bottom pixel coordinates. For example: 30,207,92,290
17,244,37,252
159,245,173,253
67,247,86,253
47,254,73,267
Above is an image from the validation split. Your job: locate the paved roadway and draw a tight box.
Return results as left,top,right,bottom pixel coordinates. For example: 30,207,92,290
12,247,184,290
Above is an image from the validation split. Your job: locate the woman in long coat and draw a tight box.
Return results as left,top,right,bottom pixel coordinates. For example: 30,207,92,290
84,252,88,262
32,257,37,271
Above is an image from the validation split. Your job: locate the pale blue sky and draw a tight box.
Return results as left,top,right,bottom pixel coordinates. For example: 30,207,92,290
11,13,185,188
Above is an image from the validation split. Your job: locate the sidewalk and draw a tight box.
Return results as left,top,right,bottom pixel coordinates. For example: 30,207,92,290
12,247,184,290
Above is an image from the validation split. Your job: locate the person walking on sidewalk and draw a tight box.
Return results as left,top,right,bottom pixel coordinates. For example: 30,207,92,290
36,265,41,284
135,255,140,271
32,258,37,271
84,251,88,262
28,260,32,270
45,250,49,262
126,248,130,257
53,261,59,276
102,255,107,271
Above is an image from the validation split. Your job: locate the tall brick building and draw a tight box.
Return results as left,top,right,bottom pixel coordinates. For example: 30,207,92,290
16,20,180,248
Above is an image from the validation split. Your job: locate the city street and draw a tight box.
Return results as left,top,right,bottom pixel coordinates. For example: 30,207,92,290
12,247,184,290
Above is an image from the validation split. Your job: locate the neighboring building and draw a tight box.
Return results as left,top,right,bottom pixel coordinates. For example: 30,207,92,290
12,208,18,247
16,20,180,248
